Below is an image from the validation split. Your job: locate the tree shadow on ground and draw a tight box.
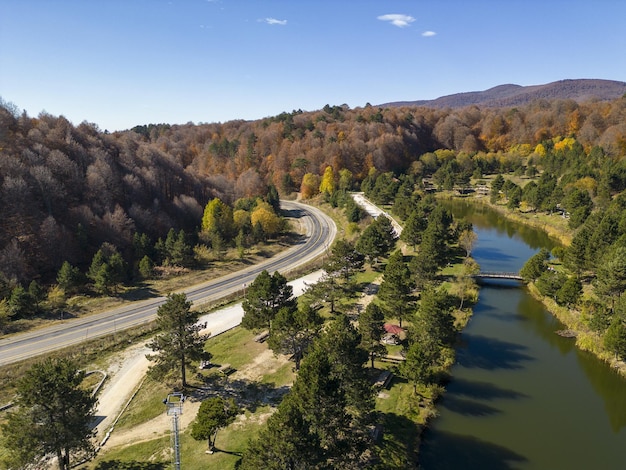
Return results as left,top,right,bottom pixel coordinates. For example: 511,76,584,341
118,285,159,302
185,378,290,413
93,460,166,470
418,430,527,470
212,447,243,457
375,412,420,469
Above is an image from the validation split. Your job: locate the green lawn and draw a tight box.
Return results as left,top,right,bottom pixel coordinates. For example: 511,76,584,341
89,326,292,470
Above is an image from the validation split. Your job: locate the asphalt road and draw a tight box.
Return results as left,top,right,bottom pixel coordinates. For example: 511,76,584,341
0,200,336,366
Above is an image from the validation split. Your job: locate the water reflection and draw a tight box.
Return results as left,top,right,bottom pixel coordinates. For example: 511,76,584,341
419,430,527,470
443,199,560,251
419,200,626,468
455,334,534,371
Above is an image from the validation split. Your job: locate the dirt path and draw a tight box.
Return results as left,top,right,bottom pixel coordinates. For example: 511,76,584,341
94,271,371,454
103,348,291,449
94,343,151,443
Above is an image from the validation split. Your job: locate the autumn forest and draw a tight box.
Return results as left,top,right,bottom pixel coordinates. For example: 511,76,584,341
1,94,626,298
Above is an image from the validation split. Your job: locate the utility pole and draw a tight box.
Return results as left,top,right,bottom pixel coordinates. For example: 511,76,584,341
164,392,185,470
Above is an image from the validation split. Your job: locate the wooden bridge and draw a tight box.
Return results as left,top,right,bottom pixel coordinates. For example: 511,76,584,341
474,271,523,281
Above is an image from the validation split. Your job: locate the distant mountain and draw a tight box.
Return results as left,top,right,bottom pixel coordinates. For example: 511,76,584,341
381,79,626,109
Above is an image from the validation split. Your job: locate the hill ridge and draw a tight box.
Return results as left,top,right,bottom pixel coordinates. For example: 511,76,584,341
380,79,626,109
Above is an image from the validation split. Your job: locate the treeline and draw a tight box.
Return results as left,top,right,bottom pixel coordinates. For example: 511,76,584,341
358,158,626,360
0,185,284,330
1,96,625,317
1,96,623,275
234,194,472,467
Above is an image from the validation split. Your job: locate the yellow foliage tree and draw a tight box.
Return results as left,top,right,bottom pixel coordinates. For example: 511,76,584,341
338,168,353,191
573,176,597,195
568,109,581,135
300,173,320,199
319,166,335,195
202,198,234,238
534,143,547,157
251,201,281,236
553,137,576,152
233,209,251,231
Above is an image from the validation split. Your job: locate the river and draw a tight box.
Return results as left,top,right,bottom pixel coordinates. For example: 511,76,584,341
418,200,626,470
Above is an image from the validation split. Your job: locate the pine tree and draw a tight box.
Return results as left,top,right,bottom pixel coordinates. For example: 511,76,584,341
519,248,550,282
401,208,427,250
190,396,240,454
147,293,209,386
1,358,96,470
378,250,414,327
604,318,626,360
242,270,295,331
358,303,386,368
56,261,82,294
268,304,323,370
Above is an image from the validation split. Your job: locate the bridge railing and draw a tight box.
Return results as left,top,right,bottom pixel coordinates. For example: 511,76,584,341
474,272,523,280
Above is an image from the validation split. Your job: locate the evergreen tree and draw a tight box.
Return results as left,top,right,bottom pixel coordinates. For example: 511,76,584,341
0,299,13,332
604,318,626,360
190,396,240,454
325,239,365,286
92,263,113,295
56,261,82,295
358,303,387,368
147,293,209,386
240,393,322,470
242,270,295,331
304,271,343,314
401,208,427,250
535,270,567,299
344,196,364,223
266,183,281,213
171,229,194,267
28,280,45,311
108,252,128,288
1,358,96,470
594,246,626,312
400,340,437,395
564,219,596,273
8,285,32,318
555,276,582,307
519,248,550,282
138,255,155,279
412,288,456,347
316,315,373,417
356,215,396,265
378,250,414,327
87,248,107,282
268,304,323,370
490,174,505,203
132,232,154,263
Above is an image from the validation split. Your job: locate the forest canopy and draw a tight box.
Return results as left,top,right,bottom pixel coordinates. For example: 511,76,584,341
1,95,626,288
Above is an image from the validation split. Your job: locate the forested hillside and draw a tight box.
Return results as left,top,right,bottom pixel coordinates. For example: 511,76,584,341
1,94,626,289
382,79,626,109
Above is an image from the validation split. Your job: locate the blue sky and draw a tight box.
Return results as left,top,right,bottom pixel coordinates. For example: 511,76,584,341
1,0,625,131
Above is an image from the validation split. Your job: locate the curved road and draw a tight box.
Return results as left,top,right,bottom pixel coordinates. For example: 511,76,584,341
0,201,336,366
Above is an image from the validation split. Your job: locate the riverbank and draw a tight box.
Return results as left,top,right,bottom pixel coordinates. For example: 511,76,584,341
441,192,626,378
438,192,573,246
525,283,626,377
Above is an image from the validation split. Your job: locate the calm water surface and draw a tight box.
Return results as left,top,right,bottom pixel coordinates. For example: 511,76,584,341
418,201,626,469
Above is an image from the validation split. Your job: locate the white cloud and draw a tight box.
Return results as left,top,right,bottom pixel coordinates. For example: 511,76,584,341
422,31,436,37
263,17,287,26
377,14,415,28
